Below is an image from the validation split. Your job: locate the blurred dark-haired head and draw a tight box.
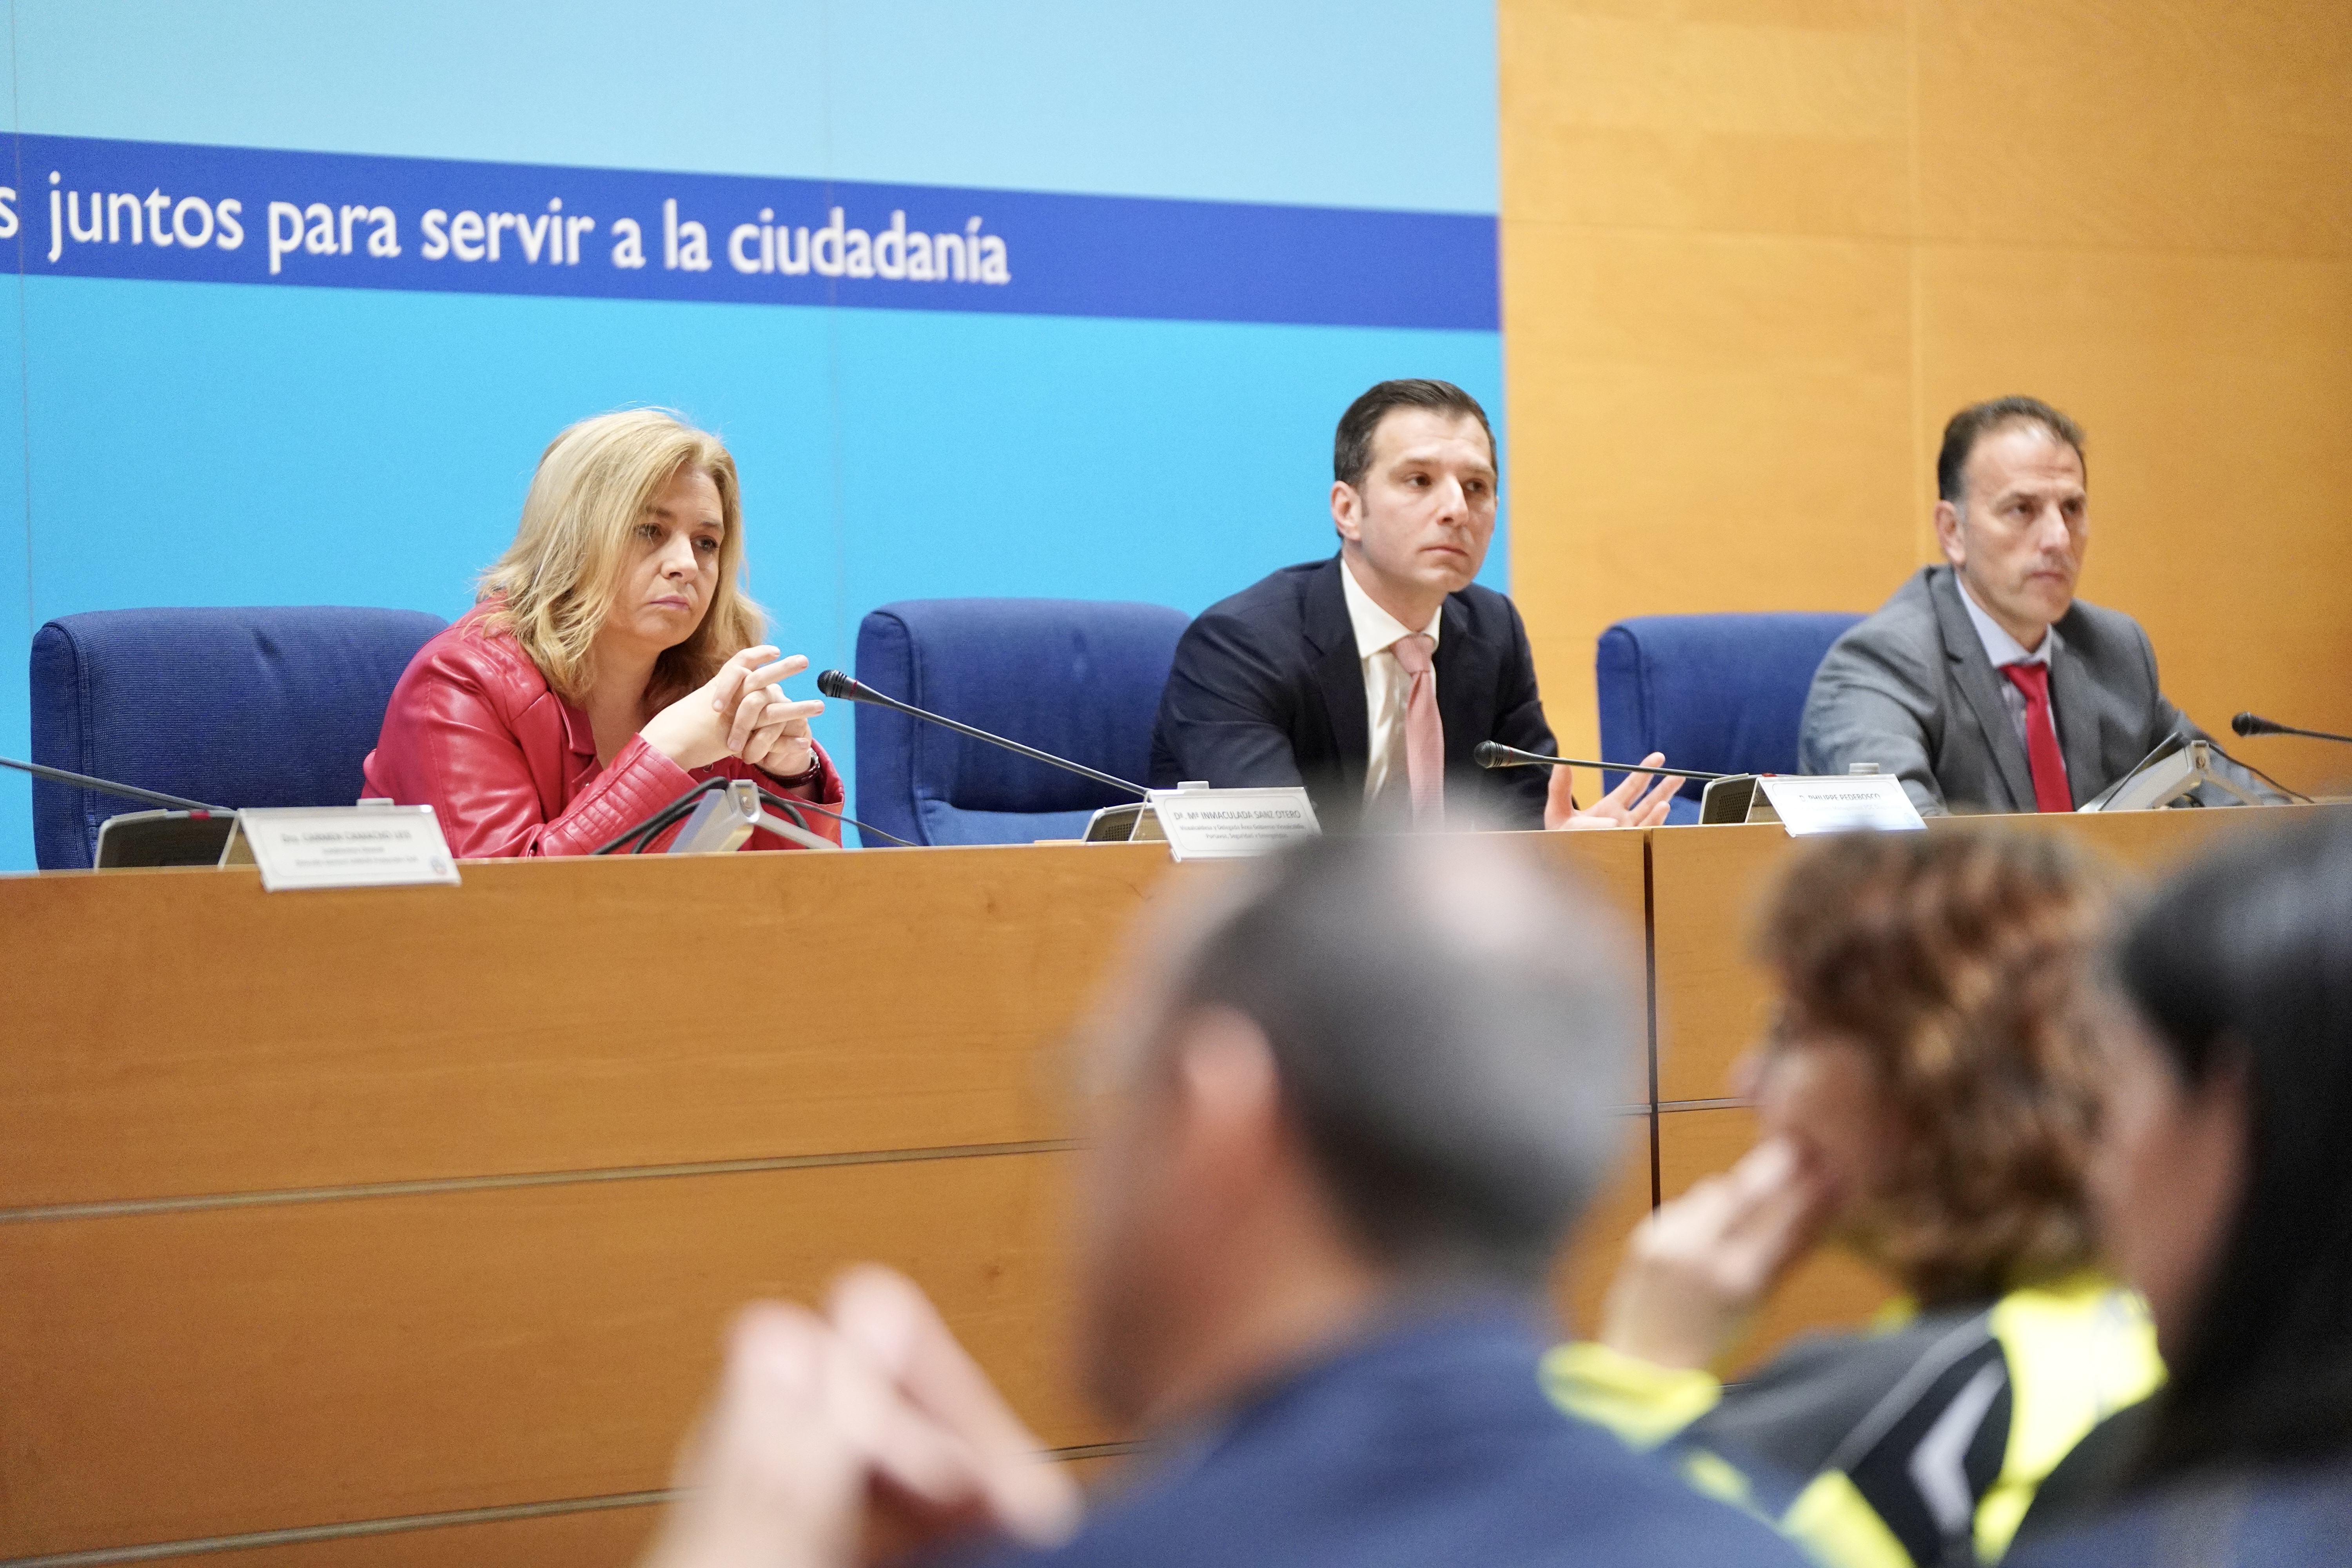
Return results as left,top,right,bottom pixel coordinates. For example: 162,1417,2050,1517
2099,814,2352,1483
1070,832,1639,1426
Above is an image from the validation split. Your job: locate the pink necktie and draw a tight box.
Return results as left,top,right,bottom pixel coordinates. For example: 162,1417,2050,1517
2000,662,2074,813
1390,633,1444,827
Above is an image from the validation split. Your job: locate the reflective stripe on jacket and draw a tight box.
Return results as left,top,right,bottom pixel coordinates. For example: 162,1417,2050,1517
1543,1275,2163,1568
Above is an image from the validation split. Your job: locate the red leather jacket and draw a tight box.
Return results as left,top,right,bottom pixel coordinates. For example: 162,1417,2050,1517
362,608,845,858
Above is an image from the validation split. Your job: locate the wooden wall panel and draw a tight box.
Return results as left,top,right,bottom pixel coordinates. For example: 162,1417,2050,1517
1913,1,2352,257
0,1151,1088,1560
1502,0,2352,795
1500,2,1912,240
1913,245,2352,798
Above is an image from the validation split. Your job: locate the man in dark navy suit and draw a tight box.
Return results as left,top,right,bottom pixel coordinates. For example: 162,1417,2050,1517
640,834,1808,1568
1149,379,1680,831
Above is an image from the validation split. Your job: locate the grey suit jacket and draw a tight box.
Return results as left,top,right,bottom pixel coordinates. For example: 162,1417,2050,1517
1799,565,2264,815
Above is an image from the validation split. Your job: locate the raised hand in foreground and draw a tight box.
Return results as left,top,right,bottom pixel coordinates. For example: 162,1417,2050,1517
1598,1138,1840,1370
639,1266,1081,1568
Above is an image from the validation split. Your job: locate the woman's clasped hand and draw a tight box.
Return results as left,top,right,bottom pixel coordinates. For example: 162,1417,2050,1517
641,645,825,777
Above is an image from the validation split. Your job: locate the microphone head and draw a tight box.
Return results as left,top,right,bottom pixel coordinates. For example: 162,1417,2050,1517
2232,711,2272,737
1472,740,1505,769
816,668,856,701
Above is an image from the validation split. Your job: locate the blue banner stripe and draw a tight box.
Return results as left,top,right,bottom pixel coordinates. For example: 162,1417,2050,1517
2,134,1497,332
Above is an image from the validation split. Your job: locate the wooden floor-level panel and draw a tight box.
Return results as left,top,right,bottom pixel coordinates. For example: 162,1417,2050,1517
79,1502,662,1568
108,1451,1137,1568
1550,1114,1655,1342
0,1150,1091,1561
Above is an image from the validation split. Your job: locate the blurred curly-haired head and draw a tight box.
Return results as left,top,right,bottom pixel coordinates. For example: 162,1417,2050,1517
1757,829,2111,1305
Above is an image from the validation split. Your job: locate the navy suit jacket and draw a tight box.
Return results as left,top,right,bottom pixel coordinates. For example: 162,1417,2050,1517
1149,557,1557,830
941,1303,1808,1568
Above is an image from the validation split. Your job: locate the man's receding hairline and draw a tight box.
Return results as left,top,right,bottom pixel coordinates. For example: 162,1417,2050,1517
1359,406,1497,479
1956,416,2082,492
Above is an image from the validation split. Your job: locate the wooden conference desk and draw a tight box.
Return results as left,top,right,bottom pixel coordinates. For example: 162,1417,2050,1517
1,806,2336,1568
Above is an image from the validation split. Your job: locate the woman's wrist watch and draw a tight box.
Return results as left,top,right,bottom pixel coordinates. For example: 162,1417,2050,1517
771,744,824,787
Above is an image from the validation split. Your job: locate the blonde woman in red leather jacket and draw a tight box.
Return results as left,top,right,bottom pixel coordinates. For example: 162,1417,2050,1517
364,408,845,857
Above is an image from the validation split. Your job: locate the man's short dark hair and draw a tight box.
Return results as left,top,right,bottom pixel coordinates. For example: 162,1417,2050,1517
1167,834,1635,1287
1334,379,1496,490
1936,396,2087,505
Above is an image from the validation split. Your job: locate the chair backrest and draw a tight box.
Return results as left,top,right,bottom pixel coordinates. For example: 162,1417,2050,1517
1594,612,1864,823
30,606,450,869
853,598,1192,847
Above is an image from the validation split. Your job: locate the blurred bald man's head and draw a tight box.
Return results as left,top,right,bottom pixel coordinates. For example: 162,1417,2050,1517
1070,833,1640,1428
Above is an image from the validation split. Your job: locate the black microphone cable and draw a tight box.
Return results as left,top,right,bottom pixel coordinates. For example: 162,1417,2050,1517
2137,726,2312,809
589,776,922,854
593,777,732,855
751,789,916,849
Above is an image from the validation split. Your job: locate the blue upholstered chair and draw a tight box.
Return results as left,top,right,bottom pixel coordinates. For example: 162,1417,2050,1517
29,606,449,869
1593,612,1864,825
852,598,1191,847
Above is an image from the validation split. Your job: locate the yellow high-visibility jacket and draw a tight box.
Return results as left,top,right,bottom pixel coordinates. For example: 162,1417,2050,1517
1543,1274,2162,1568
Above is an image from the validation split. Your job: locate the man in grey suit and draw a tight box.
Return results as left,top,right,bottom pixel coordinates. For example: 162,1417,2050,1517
1800,396,2269,815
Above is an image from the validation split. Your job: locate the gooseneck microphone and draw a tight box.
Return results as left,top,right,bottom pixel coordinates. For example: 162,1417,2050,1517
0,755,222,811
1472,740,1728,782
2232,712,2352,746
816,670,1150,798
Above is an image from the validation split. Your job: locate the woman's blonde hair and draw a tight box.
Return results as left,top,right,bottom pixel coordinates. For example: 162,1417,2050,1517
477,408,766,702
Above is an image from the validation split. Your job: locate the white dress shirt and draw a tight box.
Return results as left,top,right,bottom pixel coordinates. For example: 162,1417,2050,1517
1955,574,2068,786
1339,558,1443,803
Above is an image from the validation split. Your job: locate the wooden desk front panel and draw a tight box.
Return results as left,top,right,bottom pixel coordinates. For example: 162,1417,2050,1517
1650,806,2348,1106
0,845,1179,1208
0,832,1645,1565
0,834,1646,1211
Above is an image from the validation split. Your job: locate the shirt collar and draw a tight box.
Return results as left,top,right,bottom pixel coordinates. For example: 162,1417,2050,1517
1955,572,2062,668
1339,556,1442,661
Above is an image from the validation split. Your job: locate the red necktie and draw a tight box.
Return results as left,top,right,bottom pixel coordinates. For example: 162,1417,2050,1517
2000,662,2073,813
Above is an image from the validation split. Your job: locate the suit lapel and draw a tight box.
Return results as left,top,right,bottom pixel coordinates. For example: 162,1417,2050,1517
1929,568,2037,810
1302,559,1371,797
2044,621,2102,808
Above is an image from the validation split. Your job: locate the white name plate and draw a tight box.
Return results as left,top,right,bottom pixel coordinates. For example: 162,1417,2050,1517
1147,786,1321,861
1756,775,1926,836
222,805,463,891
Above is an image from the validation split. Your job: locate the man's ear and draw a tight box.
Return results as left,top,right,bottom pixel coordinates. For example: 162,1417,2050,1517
1330,480,1365,546
1933,500,1967,567
1166,1007,1285,1186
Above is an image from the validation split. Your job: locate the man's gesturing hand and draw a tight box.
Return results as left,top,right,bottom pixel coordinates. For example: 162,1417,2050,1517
1546,752,1686,831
